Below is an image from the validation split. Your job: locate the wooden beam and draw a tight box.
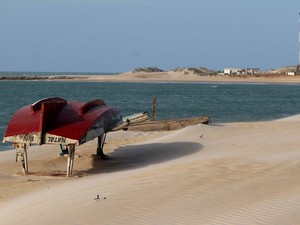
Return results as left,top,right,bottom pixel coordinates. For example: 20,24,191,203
96,134,107,159
23,144,28,174
67,144,75,177
15,144,29,175
152,96,156,121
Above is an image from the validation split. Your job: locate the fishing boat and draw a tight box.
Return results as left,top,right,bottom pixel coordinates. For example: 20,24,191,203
115,115,210,131
114,96,210,131
3,97,122,176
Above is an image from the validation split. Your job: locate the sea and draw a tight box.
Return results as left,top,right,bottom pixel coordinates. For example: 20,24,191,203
1,73,300,151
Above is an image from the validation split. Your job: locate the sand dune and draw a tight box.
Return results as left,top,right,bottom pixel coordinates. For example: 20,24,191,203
80,71,300,84
1,117,300,224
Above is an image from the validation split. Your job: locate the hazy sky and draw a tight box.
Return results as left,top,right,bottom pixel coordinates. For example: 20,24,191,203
0,0,300,72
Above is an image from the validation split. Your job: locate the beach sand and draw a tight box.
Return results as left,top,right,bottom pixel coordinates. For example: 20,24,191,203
1,116,300,224
78,71,300,84
3,70,300,84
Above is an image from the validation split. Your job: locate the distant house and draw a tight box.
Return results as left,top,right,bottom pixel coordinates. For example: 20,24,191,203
245,68,260,75
224,68,260,75
287,72,295,76
224,68,242,75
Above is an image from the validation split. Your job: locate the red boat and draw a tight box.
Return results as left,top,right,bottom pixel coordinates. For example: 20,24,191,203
3,97,122,176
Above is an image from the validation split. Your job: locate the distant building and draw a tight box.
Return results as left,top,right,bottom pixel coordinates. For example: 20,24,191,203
224,68,242,75
287,72,295,76
224,68,260,75
245,68,260,75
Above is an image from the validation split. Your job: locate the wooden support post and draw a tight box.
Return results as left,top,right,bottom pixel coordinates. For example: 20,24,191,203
152,96,156,121
22,144,28,175
96,134,107,159
67,144,75,177
15,143,29,175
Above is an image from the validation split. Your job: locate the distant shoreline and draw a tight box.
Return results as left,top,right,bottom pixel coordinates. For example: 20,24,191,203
0,75,88,81
2,72,300,84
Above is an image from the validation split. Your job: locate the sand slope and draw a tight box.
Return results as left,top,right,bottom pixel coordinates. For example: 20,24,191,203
1,118,300,224
81,71,300,84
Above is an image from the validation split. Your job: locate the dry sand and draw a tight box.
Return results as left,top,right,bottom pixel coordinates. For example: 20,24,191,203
77,71,300,84
1,116,300,224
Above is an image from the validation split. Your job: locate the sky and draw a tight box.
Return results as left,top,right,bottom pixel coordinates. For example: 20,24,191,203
0,0,300,73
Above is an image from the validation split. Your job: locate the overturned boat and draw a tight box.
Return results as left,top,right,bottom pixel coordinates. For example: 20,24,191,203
3,97,122,176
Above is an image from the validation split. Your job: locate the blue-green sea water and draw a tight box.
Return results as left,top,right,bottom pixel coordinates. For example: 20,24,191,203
1,80,300,151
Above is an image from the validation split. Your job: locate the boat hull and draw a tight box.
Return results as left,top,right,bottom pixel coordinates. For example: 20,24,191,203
121,116,210,131
3,98,122,146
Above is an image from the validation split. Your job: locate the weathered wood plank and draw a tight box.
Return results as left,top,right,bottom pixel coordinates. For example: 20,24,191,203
121,116,210,131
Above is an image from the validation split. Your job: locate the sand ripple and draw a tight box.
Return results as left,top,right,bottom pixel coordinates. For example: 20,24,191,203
1,121,300,224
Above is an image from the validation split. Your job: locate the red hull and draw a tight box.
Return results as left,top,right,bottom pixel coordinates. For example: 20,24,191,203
3,97,122,145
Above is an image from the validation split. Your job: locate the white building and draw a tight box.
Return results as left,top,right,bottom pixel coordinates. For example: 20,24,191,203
224,68,260,75
224,68,242,75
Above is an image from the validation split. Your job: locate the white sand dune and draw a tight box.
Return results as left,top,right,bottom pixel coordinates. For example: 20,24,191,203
1,117,300,225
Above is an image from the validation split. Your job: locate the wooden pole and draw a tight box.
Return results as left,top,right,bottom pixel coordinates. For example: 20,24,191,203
152,96,156,121
96,134,107,159
22,144,28,175
67,145,75,177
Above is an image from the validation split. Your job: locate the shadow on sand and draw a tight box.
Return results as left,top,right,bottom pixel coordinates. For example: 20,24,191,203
78,142,202,176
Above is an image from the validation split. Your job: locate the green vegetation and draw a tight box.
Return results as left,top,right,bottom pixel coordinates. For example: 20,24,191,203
173,67,216,76
132,67,164,73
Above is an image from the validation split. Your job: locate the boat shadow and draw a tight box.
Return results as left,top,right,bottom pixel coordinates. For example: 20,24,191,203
79,142,201,175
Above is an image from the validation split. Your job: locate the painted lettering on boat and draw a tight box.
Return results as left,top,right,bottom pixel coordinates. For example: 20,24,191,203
47,136,66,143
21,135,34,143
